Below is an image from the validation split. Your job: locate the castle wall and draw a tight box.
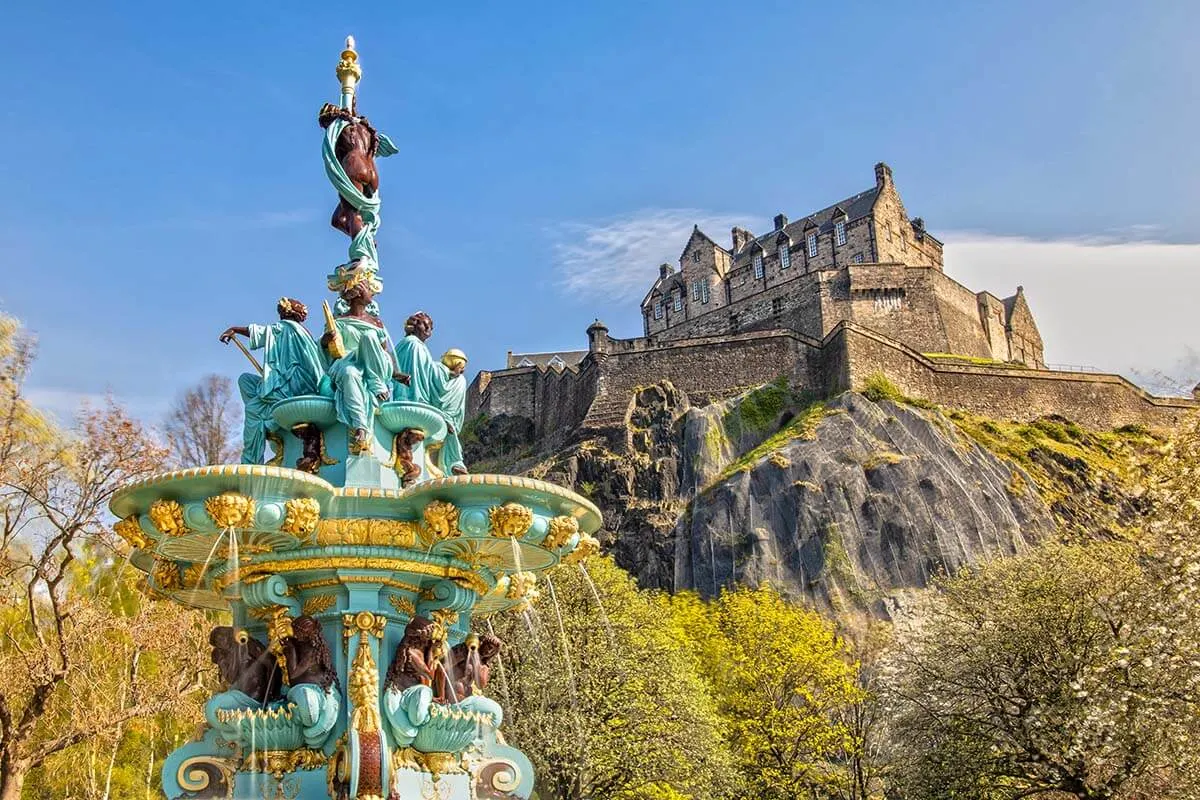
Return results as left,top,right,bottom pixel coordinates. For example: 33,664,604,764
828,322,1197,430
469,363,600,441
591,331,820,416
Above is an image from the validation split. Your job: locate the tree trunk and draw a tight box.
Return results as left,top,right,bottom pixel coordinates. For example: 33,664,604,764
0,769,26,800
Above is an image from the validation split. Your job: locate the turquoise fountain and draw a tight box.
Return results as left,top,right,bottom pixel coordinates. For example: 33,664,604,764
109,37,601,800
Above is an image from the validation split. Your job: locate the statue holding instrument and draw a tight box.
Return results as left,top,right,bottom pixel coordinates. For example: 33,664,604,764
220,298,325,465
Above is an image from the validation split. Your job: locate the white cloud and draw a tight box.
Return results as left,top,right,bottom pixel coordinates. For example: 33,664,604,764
553,209,758,302
943,232,1200,390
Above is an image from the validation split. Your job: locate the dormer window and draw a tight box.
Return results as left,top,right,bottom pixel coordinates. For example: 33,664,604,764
516,357,535,367
807,233,818,257
779,242,791,269
835,220,847,246
547,355,566,370
654,300,663,320
753,251,764,279
673,291,683,312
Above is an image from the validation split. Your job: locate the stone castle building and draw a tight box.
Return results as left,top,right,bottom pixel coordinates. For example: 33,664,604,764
642,163,1043,367
469,164,1197,438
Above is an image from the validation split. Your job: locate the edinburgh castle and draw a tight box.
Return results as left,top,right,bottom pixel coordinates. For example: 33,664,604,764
469,164,1197,440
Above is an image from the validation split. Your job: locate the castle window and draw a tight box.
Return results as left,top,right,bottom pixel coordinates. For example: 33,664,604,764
692,280,702,301
853,253,864,263
692,251,701,263
673,291,683,312
835,220,847,246
772,297,783,316
653,300,663,320
701,281,710,304
807,233,818,257
753,252,764,279
779,243,791,269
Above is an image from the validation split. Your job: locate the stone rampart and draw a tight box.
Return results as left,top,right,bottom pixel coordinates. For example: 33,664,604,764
827,322,1198,430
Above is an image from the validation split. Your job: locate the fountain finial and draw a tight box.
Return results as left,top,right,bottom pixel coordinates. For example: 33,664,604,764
336,34,362,109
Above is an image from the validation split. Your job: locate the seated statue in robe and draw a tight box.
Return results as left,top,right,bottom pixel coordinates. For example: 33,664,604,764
322,265,407,454
220,298,324,464
392,312,438,404
393,313,470,475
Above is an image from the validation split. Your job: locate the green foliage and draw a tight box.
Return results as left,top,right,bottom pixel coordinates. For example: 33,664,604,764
722,376,793,441
489,558,736,800
492,563,878,800
460,412,488,445
860,373,934,409
860,373,904,404
711,399,827,486
883,539,1200,799
673,585,869,800
945,408,1161,517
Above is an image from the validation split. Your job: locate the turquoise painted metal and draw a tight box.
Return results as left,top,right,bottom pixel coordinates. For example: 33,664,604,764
109,37,602,800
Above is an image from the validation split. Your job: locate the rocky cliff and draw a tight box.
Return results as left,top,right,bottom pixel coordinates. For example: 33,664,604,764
467,378,1159,614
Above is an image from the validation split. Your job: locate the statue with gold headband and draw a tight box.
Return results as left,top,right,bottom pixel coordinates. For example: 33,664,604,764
436,347,469,475
219,298,325,464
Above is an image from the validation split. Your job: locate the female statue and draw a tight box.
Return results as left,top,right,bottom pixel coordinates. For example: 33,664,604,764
279,615,341,749
322,266,407,454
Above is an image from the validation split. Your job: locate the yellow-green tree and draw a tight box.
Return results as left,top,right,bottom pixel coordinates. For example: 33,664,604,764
0,316,210,800
673,586,869,800
488,557,736,800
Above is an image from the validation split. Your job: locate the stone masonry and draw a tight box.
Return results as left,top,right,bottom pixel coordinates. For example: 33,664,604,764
469,164,1198,440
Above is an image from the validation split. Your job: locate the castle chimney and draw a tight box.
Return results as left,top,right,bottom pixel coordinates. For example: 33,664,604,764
774,213,788,231
659,263,674,280
874,162,893,188
731,226,753,252
587,319,609,355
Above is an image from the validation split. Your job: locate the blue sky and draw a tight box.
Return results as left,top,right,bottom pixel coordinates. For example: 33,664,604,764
2,1,1199,420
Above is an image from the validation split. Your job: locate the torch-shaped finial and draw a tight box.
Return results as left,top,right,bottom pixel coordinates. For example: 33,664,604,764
336,35,362,110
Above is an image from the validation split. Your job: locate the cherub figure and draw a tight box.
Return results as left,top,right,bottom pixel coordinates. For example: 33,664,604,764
204,627,283,739
382,616,439,747
279,615,341,749
220,298,324,464
450,631,502,699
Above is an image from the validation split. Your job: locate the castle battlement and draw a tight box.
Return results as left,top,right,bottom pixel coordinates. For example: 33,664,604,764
468,164,1197,441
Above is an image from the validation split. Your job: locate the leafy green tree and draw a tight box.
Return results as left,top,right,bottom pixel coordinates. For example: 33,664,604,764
488,557,736,800
882,538,1200,800
672,586,870,800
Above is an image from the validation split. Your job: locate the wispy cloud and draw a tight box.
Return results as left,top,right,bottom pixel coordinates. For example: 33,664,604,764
943,231,1200,390
552,209,758,302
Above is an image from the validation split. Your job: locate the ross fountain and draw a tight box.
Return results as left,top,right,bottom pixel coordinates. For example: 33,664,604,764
109,36,602,800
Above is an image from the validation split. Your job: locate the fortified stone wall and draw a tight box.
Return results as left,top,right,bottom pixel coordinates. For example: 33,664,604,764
828,322,1197,430
469,322,1198,442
